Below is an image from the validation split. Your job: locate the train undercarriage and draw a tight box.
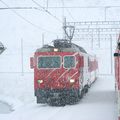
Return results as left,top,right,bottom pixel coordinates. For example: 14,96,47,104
35,85,90,106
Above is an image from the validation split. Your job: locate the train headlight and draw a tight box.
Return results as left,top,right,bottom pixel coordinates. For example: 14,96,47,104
70,79,75,83
54,48,58,52
37,80,43,84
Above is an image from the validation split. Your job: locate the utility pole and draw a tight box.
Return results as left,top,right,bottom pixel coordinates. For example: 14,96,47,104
42,33,44,46
110,35,113,74
104,7,107,21
104,6,110,21
63,17,67,39
91,34,94,50
21,39,24,76
98,28,100,48
46,0,49,9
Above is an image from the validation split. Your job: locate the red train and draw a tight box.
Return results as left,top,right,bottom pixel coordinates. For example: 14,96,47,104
30,39,98,105
114,36,120,120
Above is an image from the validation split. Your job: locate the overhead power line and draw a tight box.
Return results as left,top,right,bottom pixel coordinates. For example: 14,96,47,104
47,6,120,9
32,0,62,23
65,8,75,21
0,7,42,10
0,0,58,34
61,0,75,21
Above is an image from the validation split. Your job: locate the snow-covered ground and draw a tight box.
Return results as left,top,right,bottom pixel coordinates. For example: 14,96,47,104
0,73,34,104
0,75,117,120
0,102,11,114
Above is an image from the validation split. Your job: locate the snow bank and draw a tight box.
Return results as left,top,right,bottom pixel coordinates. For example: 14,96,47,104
0,73,35,105
0,95,23,111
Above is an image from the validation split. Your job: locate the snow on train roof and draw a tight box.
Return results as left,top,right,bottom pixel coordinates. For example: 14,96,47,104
36,39,87,53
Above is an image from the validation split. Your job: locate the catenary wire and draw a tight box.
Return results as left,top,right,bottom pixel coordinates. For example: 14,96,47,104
32,0,62,23
0,7,42,10
61,0,75,21
0,0,59,34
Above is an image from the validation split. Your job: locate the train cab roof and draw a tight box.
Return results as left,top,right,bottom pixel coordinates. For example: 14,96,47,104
36,39,87,54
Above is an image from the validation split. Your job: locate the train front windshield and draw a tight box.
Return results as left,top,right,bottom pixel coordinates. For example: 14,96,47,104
38,55,75,69
64,56,75,68
38,56,61,68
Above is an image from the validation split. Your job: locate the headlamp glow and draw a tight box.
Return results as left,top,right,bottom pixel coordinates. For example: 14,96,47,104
70,79,75,83
54,48,58,52
37,80,43,84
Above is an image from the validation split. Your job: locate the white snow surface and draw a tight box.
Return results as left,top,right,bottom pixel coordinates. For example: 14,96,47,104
0,75,117,120
0,95,23,111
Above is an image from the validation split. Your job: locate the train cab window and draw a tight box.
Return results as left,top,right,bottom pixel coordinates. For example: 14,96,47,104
64,56,75,68
38,56,61,68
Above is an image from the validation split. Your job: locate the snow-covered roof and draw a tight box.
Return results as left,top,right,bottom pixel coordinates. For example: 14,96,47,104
36,39,87,53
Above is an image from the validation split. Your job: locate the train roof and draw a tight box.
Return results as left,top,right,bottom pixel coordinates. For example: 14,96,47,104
36,39,87,54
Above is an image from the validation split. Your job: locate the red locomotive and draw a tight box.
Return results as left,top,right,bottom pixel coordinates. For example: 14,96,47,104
114,35,120,120
30,39,98,105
